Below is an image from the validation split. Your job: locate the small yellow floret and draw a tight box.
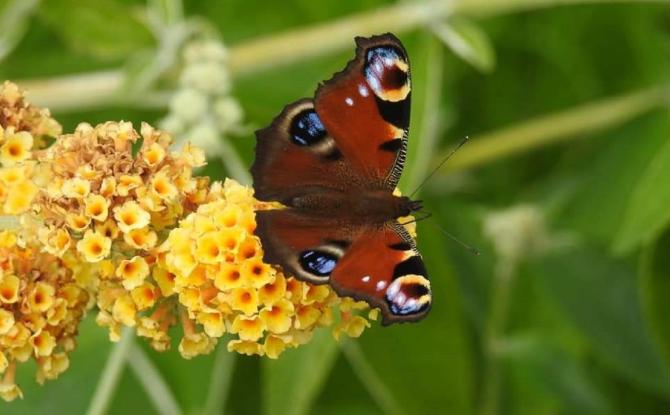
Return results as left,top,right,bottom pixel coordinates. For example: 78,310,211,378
84,194,109,221
116,256,150,290
113,201,151,233
0,131,33,165
76,230,111,263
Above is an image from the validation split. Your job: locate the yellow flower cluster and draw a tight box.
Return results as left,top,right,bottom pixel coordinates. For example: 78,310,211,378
0,81,62,143
26,121,213,345
160,180,372,358
0,231,89,401
0,81,376,401
0,81,61,215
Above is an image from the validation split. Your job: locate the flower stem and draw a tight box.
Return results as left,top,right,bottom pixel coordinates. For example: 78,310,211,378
402,34,445,192
17,0,668,112
340,339,403,415
128,343,183,415
437,84,670,174
202,343,237,415
218,138,252,185
86,328,135,415
479,259,516,415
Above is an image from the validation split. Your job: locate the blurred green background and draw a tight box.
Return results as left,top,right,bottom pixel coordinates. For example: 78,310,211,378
2,0,670,414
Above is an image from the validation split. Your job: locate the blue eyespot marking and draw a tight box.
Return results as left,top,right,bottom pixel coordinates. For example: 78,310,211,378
299,250,337,277
364,46,407,94
289,110,326,146
385,277,431,316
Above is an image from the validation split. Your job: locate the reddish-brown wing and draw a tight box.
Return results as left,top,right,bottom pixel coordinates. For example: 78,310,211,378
315,33,411,190
251,99,354,204
251,34,412,204
255,210,431,324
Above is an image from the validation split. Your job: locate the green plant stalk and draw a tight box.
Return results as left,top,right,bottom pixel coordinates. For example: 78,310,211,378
86,328,135,415
402,35,445,192
456,0,670,17
128,343,183,415
340,340,403,415
16,0,669,112
202,344,237,415
480,259,516,415
218,138,252,185
0,0,41,61
438,85,670,173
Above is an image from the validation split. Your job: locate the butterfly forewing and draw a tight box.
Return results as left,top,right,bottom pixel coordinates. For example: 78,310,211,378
314,33,411,190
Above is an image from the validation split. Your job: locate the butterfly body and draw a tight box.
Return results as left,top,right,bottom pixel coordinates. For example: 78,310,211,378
284,191,421,224
252,33,432,325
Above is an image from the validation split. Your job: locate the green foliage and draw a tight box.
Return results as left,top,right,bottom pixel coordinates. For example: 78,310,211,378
532,248,670,395
616,118,670,253
641,232,670,369
3,1,670,414
433,17,496,74
38,0,154,59
263,331,339,415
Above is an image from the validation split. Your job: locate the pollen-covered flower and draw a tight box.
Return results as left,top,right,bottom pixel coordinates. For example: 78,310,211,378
62,177,91,199
0,83,380,394
38,226,71,257
0,82,62,142
0,82,61,216
116,256,150,290
160,179,373,359
76,230,111,263
4,119,216,354
0,131,32,165
0,231,90,401
113,201,151,234
84,194,109,222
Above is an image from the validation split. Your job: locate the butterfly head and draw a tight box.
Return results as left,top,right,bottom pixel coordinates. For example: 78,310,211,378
397,197,423,218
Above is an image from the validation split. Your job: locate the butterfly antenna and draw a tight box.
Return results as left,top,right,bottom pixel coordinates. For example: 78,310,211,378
398,211,432,226
436,224,481,256
399,212,480,256
409,136,470,198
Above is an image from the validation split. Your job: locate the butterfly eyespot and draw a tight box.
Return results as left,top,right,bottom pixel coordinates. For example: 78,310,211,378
364,46,410,103
385,274,431,316
289,110,327,146
299,250,338,277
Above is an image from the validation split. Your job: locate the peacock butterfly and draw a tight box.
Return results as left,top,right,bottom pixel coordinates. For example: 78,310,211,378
251,33,430,325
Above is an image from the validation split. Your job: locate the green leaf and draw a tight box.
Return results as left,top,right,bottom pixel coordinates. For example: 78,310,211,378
502,334,610,415
615,122,670,253
38,0,153,59
262,329,339,415
640,230,670,367
355,227,475,415
559,111,670,247
0,0,40,61
432,18,496,73
399,33,451,192
531,246,670,395
147,0,183,28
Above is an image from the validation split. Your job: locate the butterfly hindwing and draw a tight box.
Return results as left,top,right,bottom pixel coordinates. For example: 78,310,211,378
255,210,431,324
329,221,430,325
